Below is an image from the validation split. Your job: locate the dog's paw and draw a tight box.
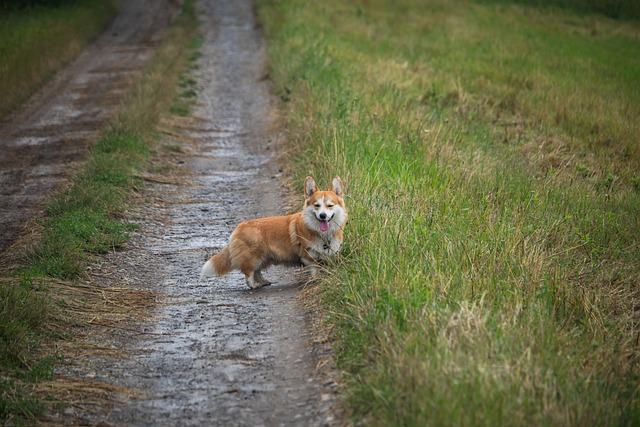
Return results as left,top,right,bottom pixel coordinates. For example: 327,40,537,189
246,280,272,289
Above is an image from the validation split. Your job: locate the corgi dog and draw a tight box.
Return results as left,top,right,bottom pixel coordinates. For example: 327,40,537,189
201,176,347,289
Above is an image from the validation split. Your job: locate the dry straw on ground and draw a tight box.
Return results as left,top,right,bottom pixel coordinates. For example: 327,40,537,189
0,276,161,420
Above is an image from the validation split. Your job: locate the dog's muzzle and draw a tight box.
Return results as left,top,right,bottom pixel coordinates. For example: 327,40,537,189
317,213,333,232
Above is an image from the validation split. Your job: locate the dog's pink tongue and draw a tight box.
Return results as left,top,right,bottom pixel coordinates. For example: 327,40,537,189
319,220,329,232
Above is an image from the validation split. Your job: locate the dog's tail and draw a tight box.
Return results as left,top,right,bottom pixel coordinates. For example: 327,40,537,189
201,246,233,279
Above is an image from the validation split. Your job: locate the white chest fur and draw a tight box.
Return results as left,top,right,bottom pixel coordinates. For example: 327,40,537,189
307,235,342,261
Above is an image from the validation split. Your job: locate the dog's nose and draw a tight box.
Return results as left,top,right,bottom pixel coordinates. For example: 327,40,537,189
319,212,327,220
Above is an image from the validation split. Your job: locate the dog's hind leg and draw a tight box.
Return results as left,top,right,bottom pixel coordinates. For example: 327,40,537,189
242,269,270,289
243,271,259,289
254,270,272,287
239,256,266,289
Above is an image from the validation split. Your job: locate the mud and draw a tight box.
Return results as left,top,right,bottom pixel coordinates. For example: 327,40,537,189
37,0,339,425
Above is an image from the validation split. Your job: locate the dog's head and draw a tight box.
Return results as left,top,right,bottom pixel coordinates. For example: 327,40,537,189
303,176,347,234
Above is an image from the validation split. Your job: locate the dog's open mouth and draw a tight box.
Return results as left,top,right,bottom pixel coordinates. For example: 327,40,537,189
319,220,329,232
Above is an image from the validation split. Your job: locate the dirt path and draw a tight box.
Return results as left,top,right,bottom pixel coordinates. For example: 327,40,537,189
0,0,178,258
45,0,339,425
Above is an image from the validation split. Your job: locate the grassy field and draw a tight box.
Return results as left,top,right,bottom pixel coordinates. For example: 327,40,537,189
0,1,198,422
0,0,118,120
256,0,640,425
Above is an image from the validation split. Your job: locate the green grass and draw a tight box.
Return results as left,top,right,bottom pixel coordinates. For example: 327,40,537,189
256,0,640,425
479,0,640,20
18,132,150,280
0,1,199,422
0,0,118,120
169,34,202,117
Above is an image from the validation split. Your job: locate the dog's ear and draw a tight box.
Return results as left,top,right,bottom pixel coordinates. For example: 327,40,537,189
304,176,318,199
332,176,343,197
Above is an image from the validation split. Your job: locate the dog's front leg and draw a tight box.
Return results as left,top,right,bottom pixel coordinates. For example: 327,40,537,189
300,256,320,278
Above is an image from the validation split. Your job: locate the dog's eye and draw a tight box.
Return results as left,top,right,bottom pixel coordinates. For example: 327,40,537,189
327,204,334,208
314,203,321,208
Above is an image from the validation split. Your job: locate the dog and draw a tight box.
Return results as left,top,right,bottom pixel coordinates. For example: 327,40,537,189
201,176,347,289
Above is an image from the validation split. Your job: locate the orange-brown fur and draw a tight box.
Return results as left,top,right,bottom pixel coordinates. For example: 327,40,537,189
201,176,347,289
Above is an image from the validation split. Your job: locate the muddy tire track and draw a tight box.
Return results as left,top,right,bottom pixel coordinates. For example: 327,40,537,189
52,0,339,425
